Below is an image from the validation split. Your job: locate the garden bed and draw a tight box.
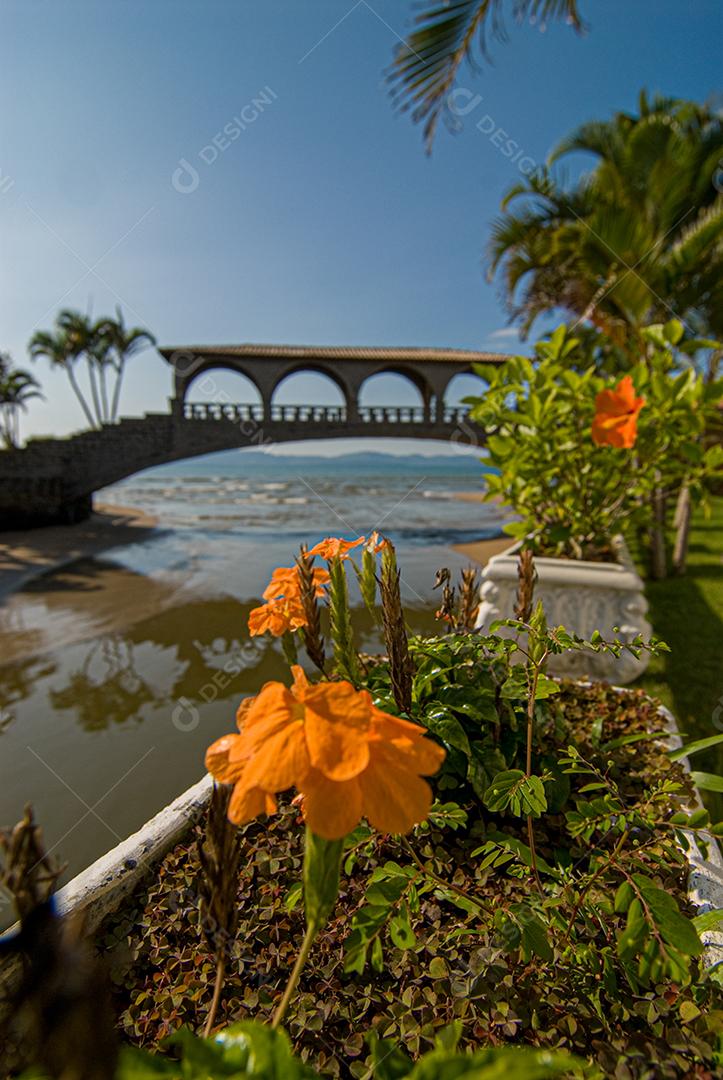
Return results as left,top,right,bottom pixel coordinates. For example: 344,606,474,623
98,682,722,1079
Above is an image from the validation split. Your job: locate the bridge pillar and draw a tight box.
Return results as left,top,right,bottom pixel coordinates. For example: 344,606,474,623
422,386,433,423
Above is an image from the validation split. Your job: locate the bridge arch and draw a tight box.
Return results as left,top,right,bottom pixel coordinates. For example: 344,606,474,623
444,372,484,408
269,362,353,412
357,365,428,405
186,366,263,406
178,357,265,405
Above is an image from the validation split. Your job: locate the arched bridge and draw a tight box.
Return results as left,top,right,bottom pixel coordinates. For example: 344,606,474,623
0,343,508,525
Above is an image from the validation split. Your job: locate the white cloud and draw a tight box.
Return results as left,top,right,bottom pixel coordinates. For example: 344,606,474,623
489,327,521,340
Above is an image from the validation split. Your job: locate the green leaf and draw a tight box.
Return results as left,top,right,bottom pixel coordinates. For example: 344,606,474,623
690,771,723,793
633,875,702,958
603,730,673,751
679,1000,701,1023
693,908,723,934
513,905,553,962
213,1021,303,1076
432,1020,463,1053
534,673,560,700
484,770,548,817
669,733,723,762
407,1045,586,1079
367,1033,412,1080
389,914,416,950
424,709,471,755
427,802,469,831
284,881,303,912
617,899,648,961
500,668,528,700
118,1046,179,1078
371,935,384,973
303,829,344,933
160,1021,310,1078
614,881,634,914
428,956,448,979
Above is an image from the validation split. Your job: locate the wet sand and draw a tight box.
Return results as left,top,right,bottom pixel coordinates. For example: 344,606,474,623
452,535,511,566
0,504,160,601
449,491,510,567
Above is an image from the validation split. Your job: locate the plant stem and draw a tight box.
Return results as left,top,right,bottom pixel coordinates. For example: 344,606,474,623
525,663,543,895
203,955,225,1039
271,923,317,1030
561,829,629,947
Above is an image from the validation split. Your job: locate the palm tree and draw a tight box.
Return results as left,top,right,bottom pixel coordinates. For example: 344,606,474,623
389,0,583,151
29,308,155,427
28,319,96,428
57,309,109,426
98,307,156,422
487,95,723,364
0,355,42,448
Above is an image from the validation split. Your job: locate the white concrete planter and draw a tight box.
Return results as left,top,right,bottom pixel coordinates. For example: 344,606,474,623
0,774,213,1004
476,536,651,684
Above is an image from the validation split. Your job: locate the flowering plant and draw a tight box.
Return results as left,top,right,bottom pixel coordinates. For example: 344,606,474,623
4,542,719,1077
465,322,722,568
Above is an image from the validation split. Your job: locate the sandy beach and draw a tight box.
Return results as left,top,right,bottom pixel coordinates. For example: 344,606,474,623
0,503,160,601
451,534,511,566
448,491,510,567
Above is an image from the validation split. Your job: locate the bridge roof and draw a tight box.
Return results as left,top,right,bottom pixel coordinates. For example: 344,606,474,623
159,343,510,365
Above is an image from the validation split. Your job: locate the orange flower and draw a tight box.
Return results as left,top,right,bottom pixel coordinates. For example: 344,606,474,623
248,596,307,637
308,536,365,561
262,565,329,602
592,375,645,449
236,695,255,730
205,667,445,840
364,531,388,553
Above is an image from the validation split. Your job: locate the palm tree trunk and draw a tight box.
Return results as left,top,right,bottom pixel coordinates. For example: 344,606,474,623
110,361,124,422
86,357,103,426
99,363,110,424
650,485,667,580
672,483,691,576
65,364,96,428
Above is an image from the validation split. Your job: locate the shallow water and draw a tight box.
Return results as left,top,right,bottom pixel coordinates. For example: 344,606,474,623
0,450,504,926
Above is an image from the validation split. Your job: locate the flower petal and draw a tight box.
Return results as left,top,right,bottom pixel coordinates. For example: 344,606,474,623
291,665,310,698
301,772,363,840
370,710,446,774
304,682,371,781
244,683,297,732
205,734,247,783
236,696,255,732
243,719,310,792
228,780,277,824
359,759,434,835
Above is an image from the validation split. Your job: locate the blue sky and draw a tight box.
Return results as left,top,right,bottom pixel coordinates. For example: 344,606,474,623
1,0,721,454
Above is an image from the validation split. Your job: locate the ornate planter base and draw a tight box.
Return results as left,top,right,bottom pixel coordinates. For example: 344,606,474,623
476,537,651,684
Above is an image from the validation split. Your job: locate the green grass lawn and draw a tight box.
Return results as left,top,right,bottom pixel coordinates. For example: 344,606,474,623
636,496,723,812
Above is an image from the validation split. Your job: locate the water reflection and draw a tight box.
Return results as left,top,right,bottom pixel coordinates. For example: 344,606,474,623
0,550,442,927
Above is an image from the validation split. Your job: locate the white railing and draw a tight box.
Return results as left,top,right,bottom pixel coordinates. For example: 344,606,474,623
182,402,472,425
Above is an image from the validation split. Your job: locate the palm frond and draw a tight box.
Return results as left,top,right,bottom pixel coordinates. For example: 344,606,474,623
664,199,723,278
388,0,583,152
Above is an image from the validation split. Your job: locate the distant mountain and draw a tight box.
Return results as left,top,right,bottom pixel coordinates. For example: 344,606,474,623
143,447,491,477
